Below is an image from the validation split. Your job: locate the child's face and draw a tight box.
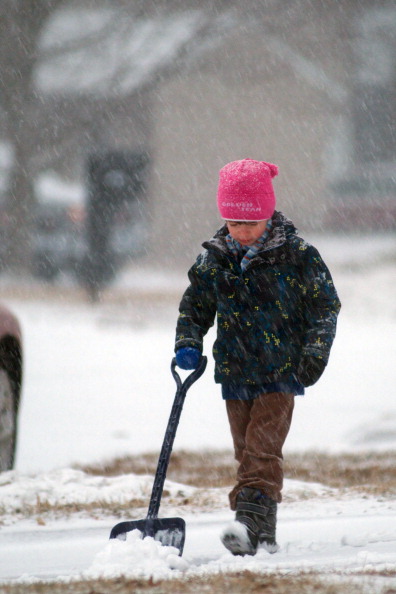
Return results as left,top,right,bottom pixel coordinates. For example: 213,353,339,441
226,220,268,246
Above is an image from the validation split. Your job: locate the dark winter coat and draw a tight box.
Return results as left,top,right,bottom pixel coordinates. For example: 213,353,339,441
175,211,341,386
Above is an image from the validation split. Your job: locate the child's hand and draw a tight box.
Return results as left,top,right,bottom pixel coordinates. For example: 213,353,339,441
175,347,201,370
298,356,326,387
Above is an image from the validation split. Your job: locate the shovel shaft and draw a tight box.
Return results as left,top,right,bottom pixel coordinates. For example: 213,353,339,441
146,356,207,520
109,355,207,555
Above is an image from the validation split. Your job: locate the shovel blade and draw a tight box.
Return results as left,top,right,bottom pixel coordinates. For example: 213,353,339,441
109,517,186,555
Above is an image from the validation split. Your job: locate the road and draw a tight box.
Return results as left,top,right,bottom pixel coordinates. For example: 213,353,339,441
1,511,396,583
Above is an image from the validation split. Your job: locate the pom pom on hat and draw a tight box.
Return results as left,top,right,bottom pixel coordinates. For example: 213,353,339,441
217,158,278,221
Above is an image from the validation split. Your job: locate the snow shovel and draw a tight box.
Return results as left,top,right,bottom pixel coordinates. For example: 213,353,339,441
109,354,207,555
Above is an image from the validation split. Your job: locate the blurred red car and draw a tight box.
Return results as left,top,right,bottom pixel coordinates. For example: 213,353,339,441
0,304,23,471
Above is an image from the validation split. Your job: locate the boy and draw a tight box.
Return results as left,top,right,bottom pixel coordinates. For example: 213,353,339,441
174,158,341,556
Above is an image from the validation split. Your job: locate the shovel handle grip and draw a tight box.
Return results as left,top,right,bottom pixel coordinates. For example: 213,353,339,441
171,355,208,394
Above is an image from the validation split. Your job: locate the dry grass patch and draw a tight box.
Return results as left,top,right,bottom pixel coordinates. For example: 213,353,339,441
7,450,393,523
80,450,396,496
80,449,235,488
0,499,148,524
284,451,396,496
1,573,393,594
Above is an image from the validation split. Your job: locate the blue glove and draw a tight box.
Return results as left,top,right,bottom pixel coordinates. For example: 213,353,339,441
175,347,201,370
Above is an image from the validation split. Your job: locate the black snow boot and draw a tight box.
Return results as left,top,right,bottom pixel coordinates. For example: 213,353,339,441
221,487,279,556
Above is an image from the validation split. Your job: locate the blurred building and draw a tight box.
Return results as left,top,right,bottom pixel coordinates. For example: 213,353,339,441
33,0,396,269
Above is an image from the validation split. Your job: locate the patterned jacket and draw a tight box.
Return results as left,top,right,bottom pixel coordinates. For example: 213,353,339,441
175,211,341,386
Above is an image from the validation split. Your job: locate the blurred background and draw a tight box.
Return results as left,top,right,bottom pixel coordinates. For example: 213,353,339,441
0,0,395,298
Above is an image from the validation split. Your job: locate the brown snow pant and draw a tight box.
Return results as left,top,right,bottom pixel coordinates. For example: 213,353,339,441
226,392,295,509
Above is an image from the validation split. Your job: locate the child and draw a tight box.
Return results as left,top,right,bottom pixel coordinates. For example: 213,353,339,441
174,158,341,556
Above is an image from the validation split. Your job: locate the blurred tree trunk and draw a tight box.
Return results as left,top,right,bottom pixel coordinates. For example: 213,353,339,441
0,0,64,272
3,91,36,272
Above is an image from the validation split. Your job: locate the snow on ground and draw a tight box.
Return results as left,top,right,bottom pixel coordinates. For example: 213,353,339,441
0,474,395,583
0,233,395,584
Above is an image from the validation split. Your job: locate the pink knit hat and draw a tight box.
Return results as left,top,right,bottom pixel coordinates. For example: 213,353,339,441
217,158,278,221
